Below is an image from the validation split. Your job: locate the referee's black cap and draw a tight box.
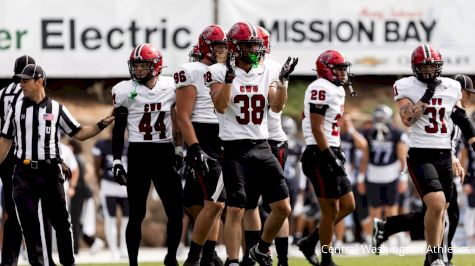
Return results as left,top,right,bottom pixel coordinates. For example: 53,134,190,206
16,64,46,80
452,74,475,93
13,55,35,75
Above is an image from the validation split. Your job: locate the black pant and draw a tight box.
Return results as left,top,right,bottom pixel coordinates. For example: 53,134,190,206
13,162,74,266
0,151,55,266
126,142,184,266
0,150,22,266
70,192,92,254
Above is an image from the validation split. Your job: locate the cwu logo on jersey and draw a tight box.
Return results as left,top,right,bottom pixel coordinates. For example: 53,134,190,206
240,85,258,93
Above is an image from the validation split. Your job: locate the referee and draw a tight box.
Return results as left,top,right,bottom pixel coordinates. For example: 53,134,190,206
0,55,35,266
0,64,114,266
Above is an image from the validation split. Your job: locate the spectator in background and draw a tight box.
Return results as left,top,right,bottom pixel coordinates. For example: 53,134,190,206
93,132,129,260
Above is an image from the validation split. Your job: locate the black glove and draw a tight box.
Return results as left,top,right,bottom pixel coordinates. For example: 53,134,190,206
60,162,72,181
113,160,127,186
224,54,236,84
279,57,299,82
185,143,216,178
420,79,441,104
322,148,346,177
336,149,347,165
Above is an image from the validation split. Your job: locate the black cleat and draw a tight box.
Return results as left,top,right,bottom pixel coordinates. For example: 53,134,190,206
372,218,385,255
184,260,200,266
164,254,179,266
249,245,273,266
320,259,338,266
201,251,224,266
240,255,256,266
295,237,320,266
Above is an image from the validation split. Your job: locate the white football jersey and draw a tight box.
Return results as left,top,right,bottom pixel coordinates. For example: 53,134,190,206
206,63,279,140
174,62,218,124
112,78,176,143
302,78,345,147
262,58,287,141
393,76,461,149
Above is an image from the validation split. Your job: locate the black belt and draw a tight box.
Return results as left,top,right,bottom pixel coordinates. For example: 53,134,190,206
20,158,62,169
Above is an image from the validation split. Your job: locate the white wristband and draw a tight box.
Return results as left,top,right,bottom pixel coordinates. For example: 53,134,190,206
347,127,355,135
356,172,365,183
113,159,121,167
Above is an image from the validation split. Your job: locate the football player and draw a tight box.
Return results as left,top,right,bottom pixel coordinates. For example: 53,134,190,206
358,105,408,247
174,25,228,266
93,131,129,260
374,73,475,266
206,21,297,266
298,50,356,266
392,44,465,266
111,43,184,266
240,26,293,266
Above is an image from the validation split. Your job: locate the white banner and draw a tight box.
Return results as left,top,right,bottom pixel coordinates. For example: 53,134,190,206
219,0,475,75
0,0,213,78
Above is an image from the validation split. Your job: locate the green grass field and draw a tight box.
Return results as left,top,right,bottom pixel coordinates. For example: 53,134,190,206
73,255,475,266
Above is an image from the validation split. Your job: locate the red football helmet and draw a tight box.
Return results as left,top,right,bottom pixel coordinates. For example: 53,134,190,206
411,44,443,82
316,50,351,85
189,44,201,62
198,25,227,63
227,22,264,65
128,43,162,82
257,26,270,54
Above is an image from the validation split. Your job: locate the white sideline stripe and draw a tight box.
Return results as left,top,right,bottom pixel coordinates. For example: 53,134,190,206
211,171,224,202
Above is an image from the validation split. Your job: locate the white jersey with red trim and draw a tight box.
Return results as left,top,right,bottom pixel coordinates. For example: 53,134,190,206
112,78,176,143
262,58,287,141
206,63,279,141
302,78,345,147
174,62,218,124
393,76,461,149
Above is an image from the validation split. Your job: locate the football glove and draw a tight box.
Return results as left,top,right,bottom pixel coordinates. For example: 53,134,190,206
279,57,299,82
185,143,216,178
113,159,127,186
322,148,346,177
224,54,236,84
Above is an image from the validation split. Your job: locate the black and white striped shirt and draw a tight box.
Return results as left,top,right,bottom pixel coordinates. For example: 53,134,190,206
0,82,23,130
1,97,81,160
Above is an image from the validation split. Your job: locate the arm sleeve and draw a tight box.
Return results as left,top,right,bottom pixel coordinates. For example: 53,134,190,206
112,106,128,160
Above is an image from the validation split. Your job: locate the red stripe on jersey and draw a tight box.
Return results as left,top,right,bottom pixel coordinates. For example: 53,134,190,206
407,165,423,198
315,168,326,198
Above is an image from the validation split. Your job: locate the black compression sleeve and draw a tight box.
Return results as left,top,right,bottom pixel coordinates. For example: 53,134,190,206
451,106,475,142
112,106,128,160
309,103,329,116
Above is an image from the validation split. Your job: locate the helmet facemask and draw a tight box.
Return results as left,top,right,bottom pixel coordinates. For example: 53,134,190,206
330,63,351,86
236,41,264,68
413,61,443,83
128,59,159,84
